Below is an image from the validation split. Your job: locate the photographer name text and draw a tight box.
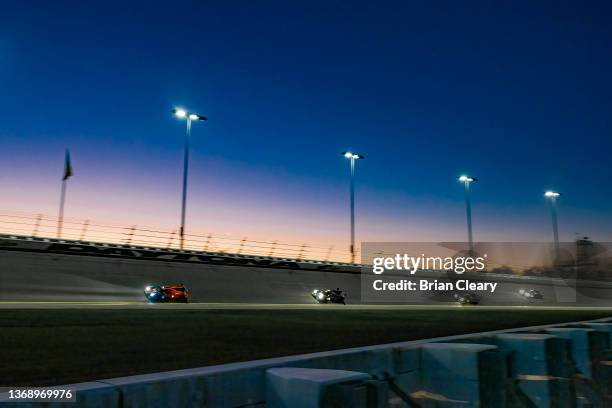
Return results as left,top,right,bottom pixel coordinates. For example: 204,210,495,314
373,279,498,293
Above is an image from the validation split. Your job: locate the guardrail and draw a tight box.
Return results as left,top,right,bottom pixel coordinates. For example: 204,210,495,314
0,211,358,264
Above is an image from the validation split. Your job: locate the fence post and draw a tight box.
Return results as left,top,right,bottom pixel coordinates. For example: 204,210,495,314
125,225,136,245
167,230,176,250
32,214,43,237
79,220,90,241
324,246,334,262
203,234,212,252
297,244,307,260
268,241,277,257
238,238,246,255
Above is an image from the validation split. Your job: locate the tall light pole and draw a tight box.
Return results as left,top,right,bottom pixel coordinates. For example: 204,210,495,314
173,108,207,250
342,151,364,263
458,175,477,254
544,190,561,265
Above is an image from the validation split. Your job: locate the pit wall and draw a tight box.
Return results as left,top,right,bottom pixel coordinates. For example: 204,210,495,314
3,317,612,407
2,235,612,304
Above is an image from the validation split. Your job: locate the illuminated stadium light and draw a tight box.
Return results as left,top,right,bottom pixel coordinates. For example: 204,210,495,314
458,175,476,183
544,190,561,198
173,108,206,122
342,151,364,160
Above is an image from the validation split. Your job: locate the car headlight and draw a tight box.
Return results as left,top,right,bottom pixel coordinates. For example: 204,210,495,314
145,286,151,291
317,292,325,300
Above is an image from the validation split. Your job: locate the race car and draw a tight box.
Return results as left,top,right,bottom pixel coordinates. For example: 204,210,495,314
311,288,346,305
519,289,543,299
454,292,480,305
144,284,189,303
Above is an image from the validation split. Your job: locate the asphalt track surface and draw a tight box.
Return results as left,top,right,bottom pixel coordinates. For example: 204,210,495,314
3,248,612,306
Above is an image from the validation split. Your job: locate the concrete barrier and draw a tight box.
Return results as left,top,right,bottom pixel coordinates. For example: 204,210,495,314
4,317,612,407
419,343,506,407
495,333,573,407
543,328,609,380
266,368,371,408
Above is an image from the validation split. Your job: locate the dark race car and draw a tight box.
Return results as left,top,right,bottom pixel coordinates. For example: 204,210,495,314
311,288,346,305
519,289,543,300
454,292,480,305
144,284,189,303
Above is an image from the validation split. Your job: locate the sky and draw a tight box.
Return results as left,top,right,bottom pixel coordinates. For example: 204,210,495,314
1,0,611,252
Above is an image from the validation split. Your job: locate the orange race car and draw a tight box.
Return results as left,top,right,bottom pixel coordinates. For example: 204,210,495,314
144,284,189,303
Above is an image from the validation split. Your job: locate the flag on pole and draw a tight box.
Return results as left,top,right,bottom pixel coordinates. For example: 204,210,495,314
62,149,73,181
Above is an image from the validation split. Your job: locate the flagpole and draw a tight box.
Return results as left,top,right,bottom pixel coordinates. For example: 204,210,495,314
57,180,67,238
58,149,73,239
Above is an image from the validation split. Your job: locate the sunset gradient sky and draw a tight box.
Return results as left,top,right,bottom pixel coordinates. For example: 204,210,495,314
1,1,611,251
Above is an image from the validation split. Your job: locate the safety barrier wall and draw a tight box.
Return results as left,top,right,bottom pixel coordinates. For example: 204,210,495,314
3,317,611,407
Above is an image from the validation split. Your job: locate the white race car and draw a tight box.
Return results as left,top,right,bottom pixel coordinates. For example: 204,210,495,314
519,289,543,299
311,289,346,304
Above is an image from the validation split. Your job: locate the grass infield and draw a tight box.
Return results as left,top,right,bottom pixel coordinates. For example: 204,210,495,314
2,307,611,386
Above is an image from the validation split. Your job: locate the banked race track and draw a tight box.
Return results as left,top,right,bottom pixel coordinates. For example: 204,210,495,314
1,235,611,306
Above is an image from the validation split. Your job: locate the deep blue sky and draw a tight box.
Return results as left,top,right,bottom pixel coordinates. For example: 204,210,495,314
1,1,611,245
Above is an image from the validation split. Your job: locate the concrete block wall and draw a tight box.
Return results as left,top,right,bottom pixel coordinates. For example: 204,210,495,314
266,368,371,408
425,343,506,406
3,317,612,407
495,333,573,407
